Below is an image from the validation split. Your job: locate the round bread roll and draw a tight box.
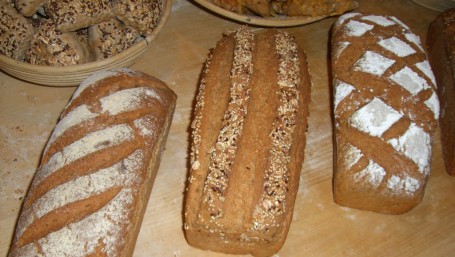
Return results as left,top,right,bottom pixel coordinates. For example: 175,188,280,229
24,19,92,66
88,18,142,60
45,0,113,32
14,0,47,17
113,0,163,35
0,1,35,60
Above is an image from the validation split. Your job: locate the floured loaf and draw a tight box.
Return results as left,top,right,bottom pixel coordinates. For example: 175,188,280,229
8,69,176,257
184,27,311,257
331,13,440,214
427,8,455,176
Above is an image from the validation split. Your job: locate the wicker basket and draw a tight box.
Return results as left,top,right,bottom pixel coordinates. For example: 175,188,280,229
0,0,172,87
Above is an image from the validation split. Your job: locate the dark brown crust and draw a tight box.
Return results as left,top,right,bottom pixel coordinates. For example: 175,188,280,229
332,13,439,214
184,28,311,257
8,69,176,257
427,8,455,176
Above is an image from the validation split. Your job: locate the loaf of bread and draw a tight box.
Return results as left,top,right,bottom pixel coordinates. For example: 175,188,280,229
7,69,177,257
427,8,455,176
331,13,440,214
112,0,163,35
88,18,142,60
14,0,47,17
0,1,35,60
45,0,113,32
212,0,357,17
24,19,92,66
184,27,311,256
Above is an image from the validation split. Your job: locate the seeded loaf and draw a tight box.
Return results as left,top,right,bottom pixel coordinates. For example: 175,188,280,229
7,69,177,257
331,13,440,214
427,8,455,176
112,0,163,36
24,19,92,66
184,27,311,257
88,18,142,60
14,0,47,17
45,0,112,32
0,1,35,60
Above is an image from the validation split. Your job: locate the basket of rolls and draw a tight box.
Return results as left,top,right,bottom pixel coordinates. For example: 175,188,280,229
0,0,171,86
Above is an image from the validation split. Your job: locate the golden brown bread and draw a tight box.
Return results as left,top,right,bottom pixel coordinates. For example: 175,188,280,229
0,1,35,60
14,0,47,17
211,0,358,17
331,13,440,214
8,69,176,257
112,0,163,36
427,8,455,176
45,0,113,32
184,27,311,257
279,0,358,17
24,19,92,66
88,18,142,60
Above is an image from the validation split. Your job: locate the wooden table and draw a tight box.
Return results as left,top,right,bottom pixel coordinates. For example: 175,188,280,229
1,0,454,256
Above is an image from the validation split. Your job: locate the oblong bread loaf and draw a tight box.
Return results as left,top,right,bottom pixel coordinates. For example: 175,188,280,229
184,27,311,257
8,69,177,257
427,8,455,176
331,13,440,214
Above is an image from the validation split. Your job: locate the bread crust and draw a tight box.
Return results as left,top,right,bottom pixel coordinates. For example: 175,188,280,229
427,8,455,176
24,19,92,66
0,1,35,60
8,69,176,257
112,0,163,36
331,13,440,214
45,0,113,32
184,28,311,257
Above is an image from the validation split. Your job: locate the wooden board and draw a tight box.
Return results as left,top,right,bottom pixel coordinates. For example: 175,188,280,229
1,0,454,256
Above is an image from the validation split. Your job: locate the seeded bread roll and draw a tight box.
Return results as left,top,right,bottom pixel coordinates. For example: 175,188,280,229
113,0,163,36
427,8,455,176
331,13,440,214
0,1,35,60
88,18,142,60
184,28,311,257
7,69,177,257
24,19,92,66
14,0,47,17
46,0,112,32
279,0,358,17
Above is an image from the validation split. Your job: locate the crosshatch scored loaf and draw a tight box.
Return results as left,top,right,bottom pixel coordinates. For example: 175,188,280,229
184,27,311,257
331,13,440,214
7,69,177,257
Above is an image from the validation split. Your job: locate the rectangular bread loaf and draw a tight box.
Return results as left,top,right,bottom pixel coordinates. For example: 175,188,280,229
427,8,455,175
7,69,176,257
184,27,311,257
331,13,440,214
